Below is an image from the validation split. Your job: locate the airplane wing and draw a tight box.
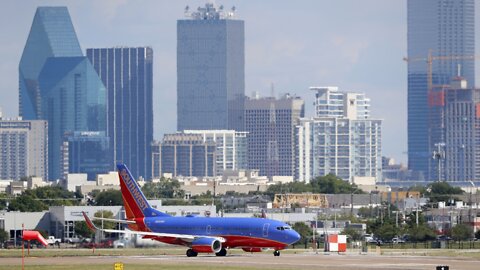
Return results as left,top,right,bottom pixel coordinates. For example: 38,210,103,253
82,212,225,243
90,216,136,224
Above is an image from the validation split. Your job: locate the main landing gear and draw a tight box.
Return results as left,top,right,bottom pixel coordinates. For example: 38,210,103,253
215,248,227,256
273,250,280,256
186,249,198,257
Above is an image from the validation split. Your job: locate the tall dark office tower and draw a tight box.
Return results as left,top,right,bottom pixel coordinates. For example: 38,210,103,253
86,47,154,180
245,94,304,178
177,3,245,131
61,131,111,181
20,7,106,180
407,0,475,180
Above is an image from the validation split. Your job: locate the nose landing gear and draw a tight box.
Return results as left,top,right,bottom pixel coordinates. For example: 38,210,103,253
273,250,280,256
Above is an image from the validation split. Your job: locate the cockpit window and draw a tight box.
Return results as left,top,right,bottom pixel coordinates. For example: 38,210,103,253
277,226,291,230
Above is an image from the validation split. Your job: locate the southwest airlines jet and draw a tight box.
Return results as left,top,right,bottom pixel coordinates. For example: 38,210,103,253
83,164,300,257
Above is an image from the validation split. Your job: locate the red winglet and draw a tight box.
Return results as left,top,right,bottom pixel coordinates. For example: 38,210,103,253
82,212,97,232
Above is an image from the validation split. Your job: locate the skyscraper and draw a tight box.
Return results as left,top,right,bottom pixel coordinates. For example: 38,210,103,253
0,118,48,180
19,7,83,120
86,47,154,180
20,7,107,180
296,87,382,183
245,94,304,178
177,3,245,131
38,57,106,180
183,130,248,176
427,77,480,182
152,134,216,178
407,0,475,180
61,131,111,181
444,82,480,182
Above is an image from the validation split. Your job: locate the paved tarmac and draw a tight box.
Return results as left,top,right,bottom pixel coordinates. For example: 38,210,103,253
1,252,478,270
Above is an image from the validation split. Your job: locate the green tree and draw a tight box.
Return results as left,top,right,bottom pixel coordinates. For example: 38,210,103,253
142,178,185,199
8,194,47,212
190,191,223,209
26,186,81,207
357,207,374,219
311,174,364,194
0,230,9,243
8,186,81,212
408,225,436,242
426,182,463,203
75,221,94,238
93,210,116,230
403,211,436,242
292,222,313,244
264,182,310,199
475,229,480,240
451,224,473,241
94,189,123,206
408,185,427,195
341,227,362,242
374,223,398,242
0,193,8,210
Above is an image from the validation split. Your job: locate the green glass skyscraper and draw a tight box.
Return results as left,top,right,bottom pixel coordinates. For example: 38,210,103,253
19,7,107,180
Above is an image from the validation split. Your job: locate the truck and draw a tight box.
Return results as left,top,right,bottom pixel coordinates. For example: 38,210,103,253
46,236,61,246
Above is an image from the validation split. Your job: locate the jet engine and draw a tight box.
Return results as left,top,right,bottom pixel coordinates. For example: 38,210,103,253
191,237,222,253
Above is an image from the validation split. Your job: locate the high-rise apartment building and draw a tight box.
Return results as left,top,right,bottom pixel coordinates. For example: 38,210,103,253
444,84,480,182
245,94,304,178
407,0,475,180
177,3,245,131
428,77,480,182
296,87,382,183
61,131,111,181
312,86,370,119
183,130,248,176
86,47,154,180
152,134,216,178
20,7,107,180
0,118,48,180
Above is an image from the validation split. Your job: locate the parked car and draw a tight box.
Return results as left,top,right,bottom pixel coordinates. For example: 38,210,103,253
65,237,81,244
437,235,452,241
46,236,61,246
392,237,405,244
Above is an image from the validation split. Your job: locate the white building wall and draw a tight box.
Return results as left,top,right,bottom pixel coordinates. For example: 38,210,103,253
183,130,248,176
296,86,380,183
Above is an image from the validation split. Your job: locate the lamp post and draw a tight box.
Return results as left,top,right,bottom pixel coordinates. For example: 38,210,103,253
432,142,445,182
350,183,360,217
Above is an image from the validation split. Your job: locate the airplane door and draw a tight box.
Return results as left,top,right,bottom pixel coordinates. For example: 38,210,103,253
262,223,270,237
206,225,211,234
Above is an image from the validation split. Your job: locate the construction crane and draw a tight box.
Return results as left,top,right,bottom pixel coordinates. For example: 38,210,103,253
403,49,480,93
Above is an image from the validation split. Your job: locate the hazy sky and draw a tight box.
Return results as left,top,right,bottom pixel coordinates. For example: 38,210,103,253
0,0,410,163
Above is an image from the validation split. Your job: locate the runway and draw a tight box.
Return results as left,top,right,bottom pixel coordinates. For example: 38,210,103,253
1,252,479,270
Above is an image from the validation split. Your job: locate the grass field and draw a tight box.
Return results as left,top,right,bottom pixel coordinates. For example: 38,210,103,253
0,265,272,270
0,247,309,258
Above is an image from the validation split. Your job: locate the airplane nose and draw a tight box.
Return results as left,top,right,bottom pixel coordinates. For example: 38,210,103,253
291,230,301,244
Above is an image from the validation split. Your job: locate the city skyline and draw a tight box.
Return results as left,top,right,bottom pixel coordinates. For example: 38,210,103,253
2,1,480,165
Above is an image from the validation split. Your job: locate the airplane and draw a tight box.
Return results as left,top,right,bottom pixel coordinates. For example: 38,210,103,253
83,163,301,257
